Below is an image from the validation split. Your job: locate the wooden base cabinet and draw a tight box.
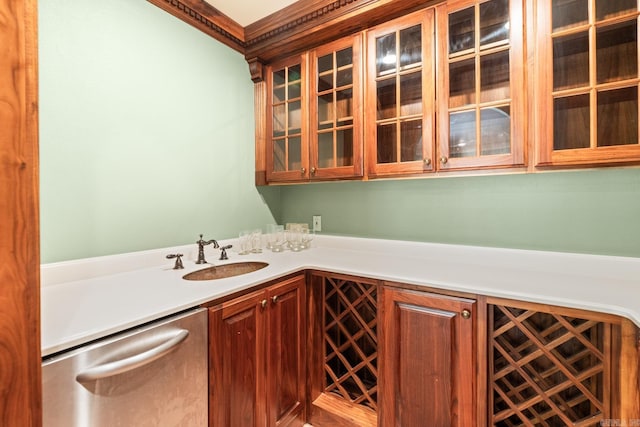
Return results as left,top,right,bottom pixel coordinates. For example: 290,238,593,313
306,272,379,427
209,275,306,427
379,285,477,427
487,299,640,426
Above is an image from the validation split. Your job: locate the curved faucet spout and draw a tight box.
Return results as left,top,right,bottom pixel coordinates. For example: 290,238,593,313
196,234,219,264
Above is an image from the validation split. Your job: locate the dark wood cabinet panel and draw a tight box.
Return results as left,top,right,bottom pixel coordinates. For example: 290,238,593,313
209,289,266,427
209,276,306,427
379,286,476,427
266,277,306,426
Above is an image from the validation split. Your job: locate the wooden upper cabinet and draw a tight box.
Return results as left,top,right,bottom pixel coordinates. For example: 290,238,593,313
365,9,436,178
266,54,309,182
309,35,364,180
264,37,363,184
436,0,526,171
536,0,640,166
255,0,640,183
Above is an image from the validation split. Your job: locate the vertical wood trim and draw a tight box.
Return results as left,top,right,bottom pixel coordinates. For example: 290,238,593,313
509,0,526,166
534,0,552,165
255,81,268,185
0,0,42,424
475,296,488,427
619,320,640,420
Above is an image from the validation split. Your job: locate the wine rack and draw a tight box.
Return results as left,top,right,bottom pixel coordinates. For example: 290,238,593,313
323,276,378,410
489,304,612,427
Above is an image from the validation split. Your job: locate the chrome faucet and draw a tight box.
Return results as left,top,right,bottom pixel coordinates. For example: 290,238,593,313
196,234,219,264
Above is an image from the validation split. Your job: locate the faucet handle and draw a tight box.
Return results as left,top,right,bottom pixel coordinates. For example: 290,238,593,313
166,254,184,270
219,245,232,260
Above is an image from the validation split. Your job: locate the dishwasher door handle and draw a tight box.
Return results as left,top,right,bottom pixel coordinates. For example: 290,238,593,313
75,329,189,382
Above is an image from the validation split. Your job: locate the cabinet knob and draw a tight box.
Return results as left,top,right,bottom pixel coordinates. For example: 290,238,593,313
461,309,471,319
300,167,306,175
440,156,448,165
272,295,279,304
424,158,432,166
310,167,317,175
261,299,268,309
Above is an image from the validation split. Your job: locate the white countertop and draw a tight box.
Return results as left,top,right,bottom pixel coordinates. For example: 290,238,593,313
41,235,640,357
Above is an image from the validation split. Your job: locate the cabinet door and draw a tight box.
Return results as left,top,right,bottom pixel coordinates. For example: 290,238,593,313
310,35,364,180
266,54,309,182
366,9,436,177
266,275,306,427
209,289,267,427
536,0,640,166
379,287,476,427
437,0,525,171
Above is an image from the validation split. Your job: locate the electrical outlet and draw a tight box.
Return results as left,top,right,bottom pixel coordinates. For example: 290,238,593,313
313,215,322,232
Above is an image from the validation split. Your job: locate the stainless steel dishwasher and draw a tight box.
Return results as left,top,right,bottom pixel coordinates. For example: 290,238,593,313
42,308,208,427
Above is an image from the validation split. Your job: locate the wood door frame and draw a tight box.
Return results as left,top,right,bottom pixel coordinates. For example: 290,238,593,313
0,0,42,424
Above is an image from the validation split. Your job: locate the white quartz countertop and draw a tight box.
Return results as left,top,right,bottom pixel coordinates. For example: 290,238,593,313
41,235,640,357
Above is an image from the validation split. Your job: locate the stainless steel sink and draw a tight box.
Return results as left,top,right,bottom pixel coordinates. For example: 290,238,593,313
182,261,268,281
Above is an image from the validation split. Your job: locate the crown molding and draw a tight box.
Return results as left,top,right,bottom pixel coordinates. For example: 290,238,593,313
243,0,438,62
149,0,439,72
147,0,245,53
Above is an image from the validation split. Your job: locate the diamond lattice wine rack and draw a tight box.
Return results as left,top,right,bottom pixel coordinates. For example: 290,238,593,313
322,276,378,410
489,304,613,427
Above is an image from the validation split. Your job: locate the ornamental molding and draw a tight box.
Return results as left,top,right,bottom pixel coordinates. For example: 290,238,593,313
244,0,361,48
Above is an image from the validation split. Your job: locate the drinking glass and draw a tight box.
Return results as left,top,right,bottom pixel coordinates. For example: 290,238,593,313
270,225,285,252
265,224,277,250
238,230,251,255
250,229,263,253
286,225,303,252
301,226,314,249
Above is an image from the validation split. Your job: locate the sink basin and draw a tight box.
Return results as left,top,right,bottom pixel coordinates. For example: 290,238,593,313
182,262,268,281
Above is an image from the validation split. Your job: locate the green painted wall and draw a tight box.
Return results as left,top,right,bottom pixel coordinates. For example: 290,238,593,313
280,168,640,258
39,0,279,263
39,0,640,262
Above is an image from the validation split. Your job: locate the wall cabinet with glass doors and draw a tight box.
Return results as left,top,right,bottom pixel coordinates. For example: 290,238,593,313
258,0,640,185
266,55,308,183
365,9,436,177
536,0,640,166
265,35,363,183
436,0,526,170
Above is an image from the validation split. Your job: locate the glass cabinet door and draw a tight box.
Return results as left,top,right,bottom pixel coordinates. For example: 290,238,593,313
537,0,640,166
267,55,309,182
366,9,435,177
309,35,363,179
437,0,525,170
